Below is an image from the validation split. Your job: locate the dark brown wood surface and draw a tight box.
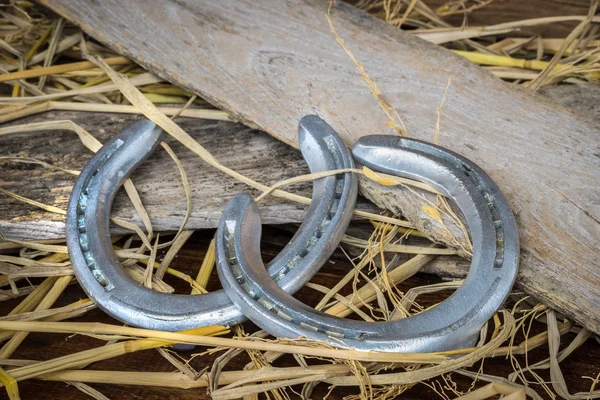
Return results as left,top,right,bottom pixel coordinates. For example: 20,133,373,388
423,0,593,38
1,229,599,400
39,0,600,335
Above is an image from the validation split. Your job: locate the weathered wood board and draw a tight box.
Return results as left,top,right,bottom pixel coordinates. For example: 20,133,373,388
0,110,379,240
25,0,600,333
1,85,596,241
539,84,600,120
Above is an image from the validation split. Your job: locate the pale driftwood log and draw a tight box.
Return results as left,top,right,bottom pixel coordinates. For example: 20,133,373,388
1,83,593,242
1,85,594,241
19,0,600,333
0,110,379,240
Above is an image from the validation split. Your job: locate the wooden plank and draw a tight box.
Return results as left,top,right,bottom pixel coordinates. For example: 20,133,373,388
0,85,595,239
27,0,600,333
0,82,593,240
0,110,377,240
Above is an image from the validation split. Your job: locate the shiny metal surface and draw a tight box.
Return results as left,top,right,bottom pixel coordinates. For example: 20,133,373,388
216,135,519,352
66,116,357,331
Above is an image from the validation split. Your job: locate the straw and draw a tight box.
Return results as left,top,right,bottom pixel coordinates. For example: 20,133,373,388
0,1,597,398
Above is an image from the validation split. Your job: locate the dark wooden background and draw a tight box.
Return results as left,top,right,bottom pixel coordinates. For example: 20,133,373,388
1,229,599,399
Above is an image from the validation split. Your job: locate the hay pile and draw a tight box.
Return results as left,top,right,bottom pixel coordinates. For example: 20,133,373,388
0,0,599,399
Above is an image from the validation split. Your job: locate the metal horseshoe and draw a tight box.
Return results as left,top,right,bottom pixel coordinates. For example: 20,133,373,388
66,116,357,331
216,135,519,352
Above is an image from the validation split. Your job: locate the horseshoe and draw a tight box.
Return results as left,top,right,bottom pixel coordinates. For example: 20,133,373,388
66,116,357,331
216,135,519,352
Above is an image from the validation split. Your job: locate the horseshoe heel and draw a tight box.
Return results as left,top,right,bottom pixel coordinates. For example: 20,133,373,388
216,135,519,352
66,117,357,331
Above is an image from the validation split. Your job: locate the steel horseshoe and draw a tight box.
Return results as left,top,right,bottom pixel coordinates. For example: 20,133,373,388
216,135,519,352
66,116,357,331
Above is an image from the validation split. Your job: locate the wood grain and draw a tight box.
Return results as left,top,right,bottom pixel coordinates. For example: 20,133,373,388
0,110,377,240
39,0,600,333
1,85,595,240
539,83,600,120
